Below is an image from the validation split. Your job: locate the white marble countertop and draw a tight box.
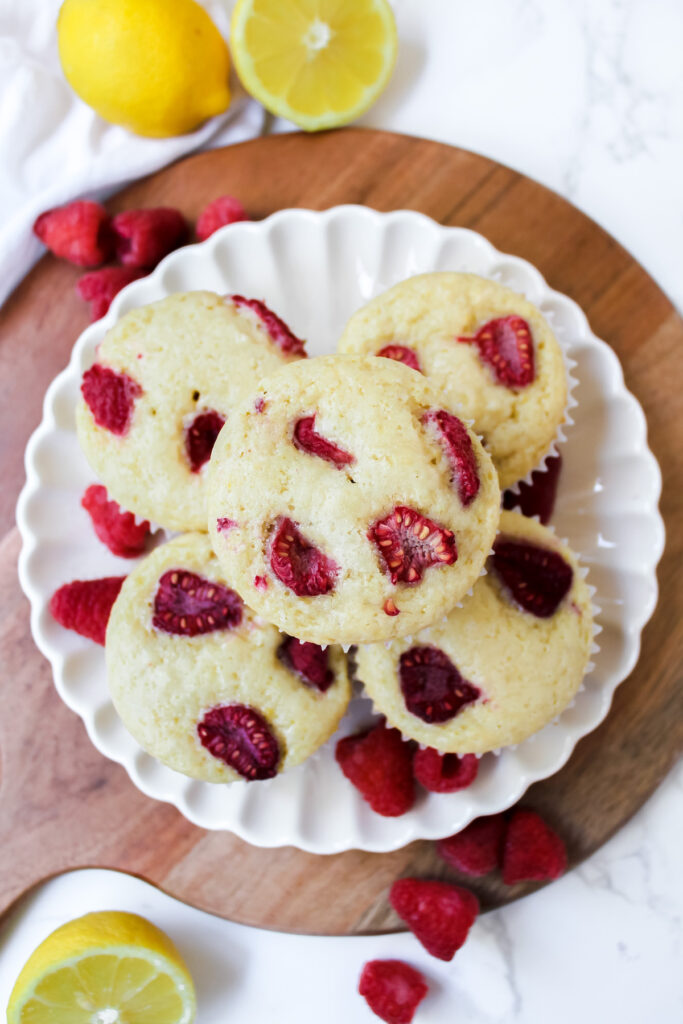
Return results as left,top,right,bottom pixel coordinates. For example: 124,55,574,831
1,761,681,1021
1,0,681,1020
364,0,683,315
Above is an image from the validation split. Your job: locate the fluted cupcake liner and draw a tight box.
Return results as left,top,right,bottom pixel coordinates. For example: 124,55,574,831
504,322,580,500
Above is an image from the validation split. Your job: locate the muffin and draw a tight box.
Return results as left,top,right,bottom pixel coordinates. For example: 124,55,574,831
354,511,593,753
207,354,500,646
106,533,350,783
337,272,567,489
76,291,306,531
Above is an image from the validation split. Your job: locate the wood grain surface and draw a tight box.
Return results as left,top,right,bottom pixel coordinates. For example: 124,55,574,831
0,129,681,935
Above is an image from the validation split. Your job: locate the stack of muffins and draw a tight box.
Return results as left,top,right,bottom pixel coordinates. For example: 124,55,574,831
75,274,594,789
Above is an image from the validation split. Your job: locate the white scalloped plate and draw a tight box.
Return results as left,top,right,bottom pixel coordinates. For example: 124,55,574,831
16,206,664,854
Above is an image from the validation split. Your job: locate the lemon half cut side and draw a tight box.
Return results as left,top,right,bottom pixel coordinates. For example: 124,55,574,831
230,0,398,131
7,911,196,1024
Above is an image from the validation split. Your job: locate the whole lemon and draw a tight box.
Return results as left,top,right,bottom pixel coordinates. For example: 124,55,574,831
58,0,231,137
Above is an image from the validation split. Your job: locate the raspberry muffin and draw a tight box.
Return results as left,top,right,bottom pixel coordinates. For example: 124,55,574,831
106,533,350,783
207,354,500,646
354,511,593,753
338,272,567,489
76,291,306,531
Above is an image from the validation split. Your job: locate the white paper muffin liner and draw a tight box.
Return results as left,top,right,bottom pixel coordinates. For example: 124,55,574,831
504,316,580,499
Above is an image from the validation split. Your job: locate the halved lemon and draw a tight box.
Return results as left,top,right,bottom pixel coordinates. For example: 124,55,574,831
230,0,397,131
7,911,196,1024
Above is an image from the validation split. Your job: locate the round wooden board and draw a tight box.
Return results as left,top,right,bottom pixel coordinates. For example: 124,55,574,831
1,129,681,936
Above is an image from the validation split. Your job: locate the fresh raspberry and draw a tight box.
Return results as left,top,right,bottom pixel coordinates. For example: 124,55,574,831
81,484,150,558
383,598,400,616
436,815,507,877
196,195,248,241
33,200,114,266
185,410,225,472
231,295,306,357
359,960,428,1024
49,576,126,645
399,647,480,724
503,454,562,525
369,507,456,585
254,575,268,591
423,410,480,506
389,878,479,961
502,808,567,884
335,721,415,817
413,748,478,793
293,415,355,467
278,636,334,692
81,364,143,436
458,315,535,388
153,570,242,637
76,267,145,320
269,517,338,596
112,207,188,268
376,345,422,373
491,536,573,618
197,704,280,780
216,517,237,533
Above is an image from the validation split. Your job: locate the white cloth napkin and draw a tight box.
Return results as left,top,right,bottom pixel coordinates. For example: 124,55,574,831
0,0,264,307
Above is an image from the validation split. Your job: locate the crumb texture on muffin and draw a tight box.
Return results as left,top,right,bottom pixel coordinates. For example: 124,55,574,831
338,272,567,488
106,532,350,783
77,291,305,531
355,511,593,752
207,354,501,645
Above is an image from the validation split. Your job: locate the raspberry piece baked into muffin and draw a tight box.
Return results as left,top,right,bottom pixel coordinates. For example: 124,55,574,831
354,511,593,753
207,354,500,646
76,291,306,532
338,272,567,489
106,533,350,783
